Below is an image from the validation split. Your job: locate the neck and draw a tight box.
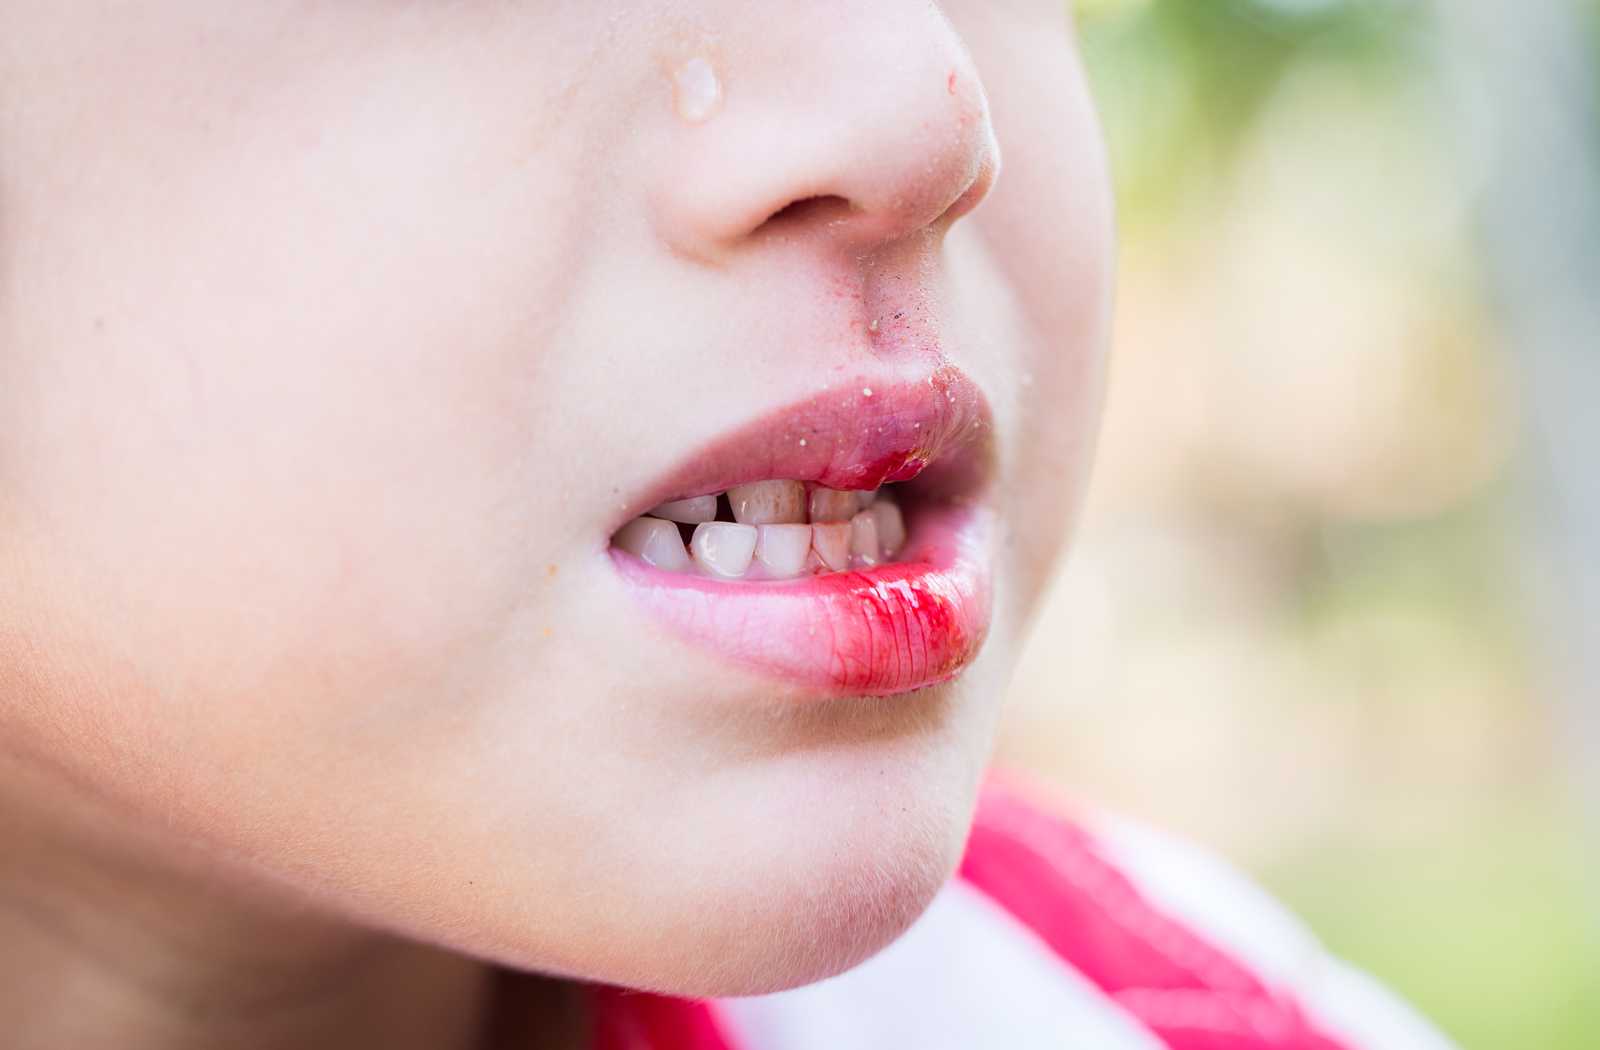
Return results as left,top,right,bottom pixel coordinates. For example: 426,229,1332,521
0,759,530,1050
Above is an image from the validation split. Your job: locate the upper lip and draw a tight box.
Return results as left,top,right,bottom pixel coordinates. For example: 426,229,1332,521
608,363,995,535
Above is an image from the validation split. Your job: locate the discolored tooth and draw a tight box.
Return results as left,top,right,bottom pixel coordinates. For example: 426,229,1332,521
650,495,719,524
811,522,852,573
691,522,758,578
755,524,812,578
808,486,857,524
855,488,879,511
728,480,806,525
870,500,906,558
849,510,881,568
614,517,691,572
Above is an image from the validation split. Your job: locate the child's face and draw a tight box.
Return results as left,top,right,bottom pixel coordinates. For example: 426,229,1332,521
0,1,1110,994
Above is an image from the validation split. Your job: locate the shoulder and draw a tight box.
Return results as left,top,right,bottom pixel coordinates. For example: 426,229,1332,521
597,778,1458,1050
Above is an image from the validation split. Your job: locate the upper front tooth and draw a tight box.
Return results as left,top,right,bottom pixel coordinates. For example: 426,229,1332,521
651,495,719,524
849,509,881,568
754,524,812,578
855,489,879,511
614,517,691,571
808,487,857,523
870,500,906,557
691,522,758,578
728,480,805,525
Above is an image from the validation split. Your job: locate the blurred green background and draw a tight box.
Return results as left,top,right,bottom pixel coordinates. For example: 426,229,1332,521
998,2,1600,1047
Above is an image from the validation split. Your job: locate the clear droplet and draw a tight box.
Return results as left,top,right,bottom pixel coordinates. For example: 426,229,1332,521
673,57,723,124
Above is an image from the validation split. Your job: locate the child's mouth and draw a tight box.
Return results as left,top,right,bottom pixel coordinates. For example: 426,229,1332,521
607,366,995,697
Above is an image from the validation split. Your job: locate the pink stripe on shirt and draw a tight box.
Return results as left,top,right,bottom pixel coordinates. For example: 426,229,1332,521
591,986,735,1050
959,783,1354,1050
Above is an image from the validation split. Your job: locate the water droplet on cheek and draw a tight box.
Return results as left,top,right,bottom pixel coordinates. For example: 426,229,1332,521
673,57,723,124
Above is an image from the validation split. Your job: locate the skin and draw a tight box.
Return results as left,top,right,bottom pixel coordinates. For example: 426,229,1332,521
0,2,1112,1048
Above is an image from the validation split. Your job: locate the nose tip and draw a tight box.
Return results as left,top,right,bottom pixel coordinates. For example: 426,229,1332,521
651,10,1001,260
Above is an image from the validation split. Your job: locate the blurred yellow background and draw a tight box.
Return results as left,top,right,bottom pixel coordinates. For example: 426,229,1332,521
998,3,1600,1047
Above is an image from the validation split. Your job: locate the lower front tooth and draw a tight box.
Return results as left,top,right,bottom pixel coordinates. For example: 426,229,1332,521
849,509,881,568
755,524,812,578
811,522,852,572
691,522,758,578
870,500,906,557
614,517,691,571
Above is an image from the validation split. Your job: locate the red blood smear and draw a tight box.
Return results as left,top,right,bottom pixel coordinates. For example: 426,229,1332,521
613,508,992,698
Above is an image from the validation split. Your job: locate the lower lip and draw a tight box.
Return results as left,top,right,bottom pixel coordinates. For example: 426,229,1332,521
610,505,992,697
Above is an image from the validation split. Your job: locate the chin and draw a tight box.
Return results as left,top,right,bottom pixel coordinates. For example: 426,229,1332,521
586,721,985,999
691,825,961,998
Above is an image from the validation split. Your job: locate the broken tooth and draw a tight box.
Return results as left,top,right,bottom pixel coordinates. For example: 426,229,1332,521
855,489,879,511
754,524,812,579
811,522,852,573
691,522,758,578
808,486,857,524
849,509,881,568
614,517,692,572
728,480,805,525
650,495,719,524
869,500,906,558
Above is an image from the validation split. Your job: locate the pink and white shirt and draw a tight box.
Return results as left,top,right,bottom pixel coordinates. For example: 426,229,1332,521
588,779,1457,1050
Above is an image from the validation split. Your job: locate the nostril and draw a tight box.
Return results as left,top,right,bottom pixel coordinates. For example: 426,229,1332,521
755,194,854,235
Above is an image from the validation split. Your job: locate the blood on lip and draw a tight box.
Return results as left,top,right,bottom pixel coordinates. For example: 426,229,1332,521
612,506,992,698
822,451,929,492
885,456,930,484
825,565,985,694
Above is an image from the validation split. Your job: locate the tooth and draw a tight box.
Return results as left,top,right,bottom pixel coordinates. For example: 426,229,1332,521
856,489,879,511
811,522,852,572
870,500,906,558
755,524,812,578
808,486,857,523
691,522,758,578
728,480,805,525
850,510,881,568
614,517,691,571
650,495,719,524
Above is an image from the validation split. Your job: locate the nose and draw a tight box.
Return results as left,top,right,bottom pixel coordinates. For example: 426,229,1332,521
650,4,1000,260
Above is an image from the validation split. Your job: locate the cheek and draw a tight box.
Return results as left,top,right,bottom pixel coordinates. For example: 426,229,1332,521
0,105,600,744
0,262,576,838
9,333,522,649
0,18,607,717
987,141,1115,609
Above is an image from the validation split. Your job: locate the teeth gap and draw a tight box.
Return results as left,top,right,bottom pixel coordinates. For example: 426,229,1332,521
617,481,912,581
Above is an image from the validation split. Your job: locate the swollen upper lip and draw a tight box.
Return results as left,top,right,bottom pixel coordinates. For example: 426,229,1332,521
607,363,993,534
